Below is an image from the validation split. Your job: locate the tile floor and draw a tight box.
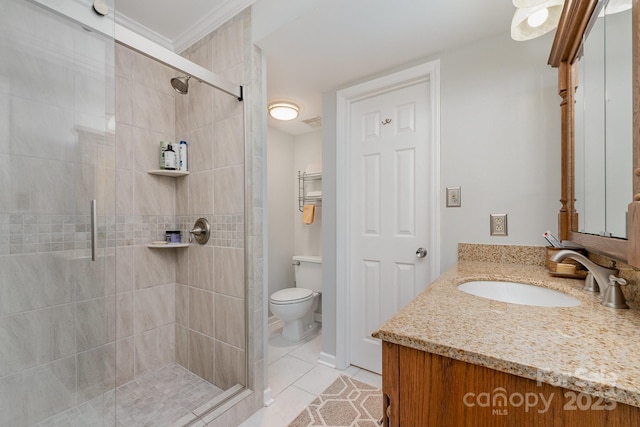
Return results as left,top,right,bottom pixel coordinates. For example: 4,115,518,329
33,322,380,427
240,322,382,427
34,364,226,427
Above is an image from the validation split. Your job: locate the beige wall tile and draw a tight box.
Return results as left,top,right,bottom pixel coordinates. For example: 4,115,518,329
212,19,244,74
115,43,133,80
116,337,134,386
116,246,134,293
176,284,188,327
188,330,213,383
213,115,243,169
115,123,133,171
175,324,188,369
23,356,76,425
189,287,214,337
134,283,175,334
189,124,214,173
215,294,245,349
175,176,189,216
189,245,214,291
76,344,115,404
213,165,243,214
76,298,107,352
188,82,215,130
133,245,175,289
214,341,245,390
115,169,133,216
133,171,176,216
214,247,244,298
132,126,172,173
133,52,175,97
176,247,189,284
132,83,175,136
115,76,133,126
188,170,213,215
116,292,133,339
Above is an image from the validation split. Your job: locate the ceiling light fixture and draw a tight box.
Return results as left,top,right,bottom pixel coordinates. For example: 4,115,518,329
599,0,631,16
268,102,300,121
511,0,564,41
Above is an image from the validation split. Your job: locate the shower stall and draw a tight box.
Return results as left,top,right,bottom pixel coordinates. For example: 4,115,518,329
0,0,264,426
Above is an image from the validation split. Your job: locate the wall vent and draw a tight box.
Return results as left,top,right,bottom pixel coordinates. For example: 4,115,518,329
302,116,322,128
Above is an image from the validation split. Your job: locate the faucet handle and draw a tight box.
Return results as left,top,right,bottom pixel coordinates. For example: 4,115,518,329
583,272,599,293
601,275,629,309
609,275,627,286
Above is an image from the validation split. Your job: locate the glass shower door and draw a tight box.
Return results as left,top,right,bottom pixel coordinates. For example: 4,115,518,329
0,0,116,425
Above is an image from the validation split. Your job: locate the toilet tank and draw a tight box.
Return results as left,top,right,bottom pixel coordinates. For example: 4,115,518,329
293,255,322,292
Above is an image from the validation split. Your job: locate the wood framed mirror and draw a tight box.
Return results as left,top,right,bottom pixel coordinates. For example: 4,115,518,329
548,0,640,266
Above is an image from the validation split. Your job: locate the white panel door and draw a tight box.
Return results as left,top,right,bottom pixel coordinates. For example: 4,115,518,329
349,81,431,374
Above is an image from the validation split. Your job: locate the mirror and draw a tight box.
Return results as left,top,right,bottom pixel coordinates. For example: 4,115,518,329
574,4,632,239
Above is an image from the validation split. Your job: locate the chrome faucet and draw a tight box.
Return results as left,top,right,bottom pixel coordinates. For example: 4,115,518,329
550,250,618,297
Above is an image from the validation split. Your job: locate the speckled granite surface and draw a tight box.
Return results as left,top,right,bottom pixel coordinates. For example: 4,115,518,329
373,260,640,407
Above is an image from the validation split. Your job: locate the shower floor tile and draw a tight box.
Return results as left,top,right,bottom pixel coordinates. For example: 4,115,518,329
34,363,224,427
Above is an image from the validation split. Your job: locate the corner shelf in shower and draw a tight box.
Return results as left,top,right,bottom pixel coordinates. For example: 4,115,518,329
147,170,189,177
147,243,190,248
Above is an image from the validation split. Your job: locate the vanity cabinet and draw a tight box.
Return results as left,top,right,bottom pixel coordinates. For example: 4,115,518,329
382,342,640,426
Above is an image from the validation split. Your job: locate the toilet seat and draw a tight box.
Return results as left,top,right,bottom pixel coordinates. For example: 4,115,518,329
270,288,314,305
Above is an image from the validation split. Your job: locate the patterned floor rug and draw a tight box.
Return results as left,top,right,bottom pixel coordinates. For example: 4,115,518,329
288,376,382,427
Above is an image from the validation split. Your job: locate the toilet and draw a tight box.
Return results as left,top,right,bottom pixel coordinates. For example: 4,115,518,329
270,255,322,340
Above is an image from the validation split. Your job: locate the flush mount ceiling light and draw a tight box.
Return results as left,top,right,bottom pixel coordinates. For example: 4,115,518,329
511,0,564,41
268,102,300,121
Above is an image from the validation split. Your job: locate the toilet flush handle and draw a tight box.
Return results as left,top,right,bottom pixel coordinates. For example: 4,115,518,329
292,260,301,266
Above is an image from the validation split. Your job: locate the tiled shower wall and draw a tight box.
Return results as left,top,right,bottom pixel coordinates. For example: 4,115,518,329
174,12,247,391
113,9,250,395
114,44,178,385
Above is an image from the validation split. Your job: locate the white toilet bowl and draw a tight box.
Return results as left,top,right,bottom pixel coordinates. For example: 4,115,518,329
269,288,319,341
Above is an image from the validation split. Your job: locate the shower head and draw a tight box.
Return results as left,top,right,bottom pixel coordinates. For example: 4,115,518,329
171,75,191,95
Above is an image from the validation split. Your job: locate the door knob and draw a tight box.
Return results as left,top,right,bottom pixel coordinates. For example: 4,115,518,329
416,247,427,258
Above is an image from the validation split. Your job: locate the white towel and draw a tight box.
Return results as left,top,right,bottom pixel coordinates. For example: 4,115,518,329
306,191,322,198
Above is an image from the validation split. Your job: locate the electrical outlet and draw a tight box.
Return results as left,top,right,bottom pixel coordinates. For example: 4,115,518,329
446,186,461,207
490,214,508,236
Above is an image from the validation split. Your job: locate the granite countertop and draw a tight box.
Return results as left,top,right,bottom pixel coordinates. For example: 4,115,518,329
372,261,640,407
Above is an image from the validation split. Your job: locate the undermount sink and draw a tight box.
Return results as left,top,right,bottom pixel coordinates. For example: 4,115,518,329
458,280,580,308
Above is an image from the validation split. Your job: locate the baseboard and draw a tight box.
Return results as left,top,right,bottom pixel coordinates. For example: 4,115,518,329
263,387,274,407
268,317,283,335
317,351,337,369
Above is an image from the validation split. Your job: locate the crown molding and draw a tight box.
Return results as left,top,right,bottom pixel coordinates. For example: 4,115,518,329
115,12,174,50
173,0,255,52
115,0,254,53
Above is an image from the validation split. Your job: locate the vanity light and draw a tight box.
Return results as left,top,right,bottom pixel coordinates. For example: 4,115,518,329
511,0,564,41
268,102,300,121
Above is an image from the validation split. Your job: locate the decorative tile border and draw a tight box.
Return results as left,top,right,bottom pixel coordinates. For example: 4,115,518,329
0,213,245,255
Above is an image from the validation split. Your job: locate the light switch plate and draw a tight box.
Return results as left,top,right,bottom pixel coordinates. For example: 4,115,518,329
446,186,461,207
490,213,508,236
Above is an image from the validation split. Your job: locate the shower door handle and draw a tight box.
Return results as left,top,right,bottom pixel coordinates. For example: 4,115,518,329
90,200,97,261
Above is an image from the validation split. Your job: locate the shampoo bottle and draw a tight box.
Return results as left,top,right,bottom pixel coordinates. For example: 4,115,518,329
179,140,188,172
160,141,168,169
163,144,177,170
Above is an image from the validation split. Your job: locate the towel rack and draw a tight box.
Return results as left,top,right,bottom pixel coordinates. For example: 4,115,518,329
298,171,322,212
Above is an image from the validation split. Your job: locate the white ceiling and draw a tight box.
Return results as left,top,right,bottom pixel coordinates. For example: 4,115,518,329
116,0,517,135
